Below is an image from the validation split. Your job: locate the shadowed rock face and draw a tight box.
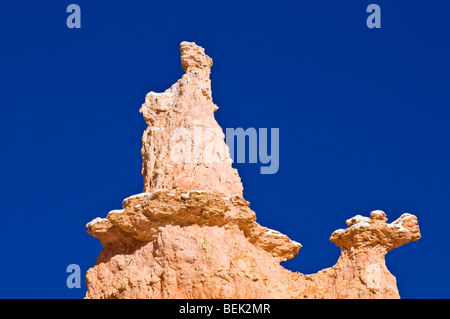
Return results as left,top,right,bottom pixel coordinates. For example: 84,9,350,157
85,42,421,299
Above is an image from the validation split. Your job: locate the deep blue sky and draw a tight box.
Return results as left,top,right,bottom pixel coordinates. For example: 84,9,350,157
1,1,449,298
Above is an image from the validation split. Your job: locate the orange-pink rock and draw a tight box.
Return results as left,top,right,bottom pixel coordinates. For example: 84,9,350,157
85,42,421,299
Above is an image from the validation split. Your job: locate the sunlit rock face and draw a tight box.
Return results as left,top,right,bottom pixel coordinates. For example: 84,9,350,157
85,42,420,299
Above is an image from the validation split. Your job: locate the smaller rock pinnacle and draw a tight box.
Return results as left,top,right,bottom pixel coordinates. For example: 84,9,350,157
180,41,213,72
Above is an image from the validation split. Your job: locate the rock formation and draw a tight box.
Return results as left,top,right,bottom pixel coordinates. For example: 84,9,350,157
140,41,242,197
85,42,421,299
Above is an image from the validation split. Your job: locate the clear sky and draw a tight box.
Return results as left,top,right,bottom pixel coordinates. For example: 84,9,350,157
0,1,449,298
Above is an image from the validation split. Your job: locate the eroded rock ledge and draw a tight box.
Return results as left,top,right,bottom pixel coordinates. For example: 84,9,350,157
87,190,301,262
85,42,420,299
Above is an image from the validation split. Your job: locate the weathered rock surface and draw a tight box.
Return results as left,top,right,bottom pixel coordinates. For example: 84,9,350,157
85,42,421,299
140,41,242,197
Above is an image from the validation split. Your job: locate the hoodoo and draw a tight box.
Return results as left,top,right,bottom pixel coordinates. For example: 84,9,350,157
85,42,420,299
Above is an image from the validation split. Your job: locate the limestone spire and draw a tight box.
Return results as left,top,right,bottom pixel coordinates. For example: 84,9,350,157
139,42,243,197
